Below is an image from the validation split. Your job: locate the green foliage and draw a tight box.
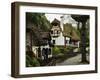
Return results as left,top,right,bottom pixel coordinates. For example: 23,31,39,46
52,46,74,55
26,13,52,46
61,46,73,54
52,47,61,55
26,54,40,67
26,12,51,31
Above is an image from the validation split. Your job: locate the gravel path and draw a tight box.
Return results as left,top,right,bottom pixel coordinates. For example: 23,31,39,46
56,53,89,65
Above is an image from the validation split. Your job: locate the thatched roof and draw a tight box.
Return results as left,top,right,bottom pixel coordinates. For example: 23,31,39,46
41,32,50,39
51,18,61,32
26,27,51,46
71,29,80,41
63,23,72,37
51,18,60,25
63,23,80,41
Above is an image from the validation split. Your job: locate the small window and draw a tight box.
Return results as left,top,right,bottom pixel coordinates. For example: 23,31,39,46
66,40,68,44
69,40,72,44
54,23,58,26
53,40,55,44
57,31,59,34
51,31,53,34
48,48,51,55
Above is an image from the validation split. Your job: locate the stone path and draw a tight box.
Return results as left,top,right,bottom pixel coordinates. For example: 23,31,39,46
56,53,89,65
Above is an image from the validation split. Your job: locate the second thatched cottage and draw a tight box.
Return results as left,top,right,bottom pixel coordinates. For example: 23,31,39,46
50,16,80,48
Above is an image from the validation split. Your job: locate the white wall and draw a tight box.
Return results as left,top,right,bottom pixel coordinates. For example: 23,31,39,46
0,0,100,80
52,36,65,45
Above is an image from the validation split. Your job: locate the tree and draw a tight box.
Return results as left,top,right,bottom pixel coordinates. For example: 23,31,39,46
26,13,51,31
71,15,89,63
26,12,52,50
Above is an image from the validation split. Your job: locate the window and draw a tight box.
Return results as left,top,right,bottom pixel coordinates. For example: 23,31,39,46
57,31,59,34
53,40,55,44
66,40,68,44
54,23,58,26
48,48,51,55
69,40,72,44
51,30,53,34
54,30,59,36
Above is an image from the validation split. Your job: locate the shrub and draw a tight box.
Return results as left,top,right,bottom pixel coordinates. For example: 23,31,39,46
52,47,61,55
26,54,40,67
52,46,74,55
61,46,73,54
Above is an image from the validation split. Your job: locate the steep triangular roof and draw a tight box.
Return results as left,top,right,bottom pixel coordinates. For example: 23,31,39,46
51,18,60,24
51,18,61,31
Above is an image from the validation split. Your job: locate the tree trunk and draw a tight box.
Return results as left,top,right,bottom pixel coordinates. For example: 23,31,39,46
30,32,33,51
80,21,88,63
77,22,80,30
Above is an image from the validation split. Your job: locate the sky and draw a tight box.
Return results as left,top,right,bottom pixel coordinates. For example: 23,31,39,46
45,13,78,27
45,14,63,22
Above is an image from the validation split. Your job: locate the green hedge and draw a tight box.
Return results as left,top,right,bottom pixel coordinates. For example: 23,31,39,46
52,46,73,55
52,46,61,55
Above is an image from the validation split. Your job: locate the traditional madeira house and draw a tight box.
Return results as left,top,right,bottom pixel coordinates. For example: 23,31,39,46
50,16,80,48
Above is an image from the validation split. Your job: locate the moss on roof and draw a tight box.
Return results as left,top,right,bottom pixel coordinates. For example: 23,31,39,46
71,29,80,41
27,26,50,46
63,23,72,37
63,23,80,41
